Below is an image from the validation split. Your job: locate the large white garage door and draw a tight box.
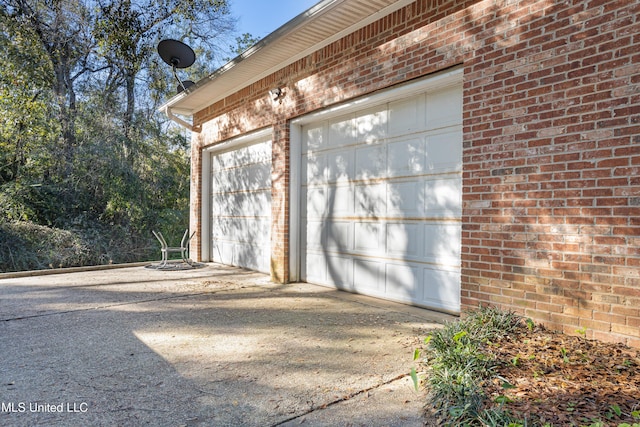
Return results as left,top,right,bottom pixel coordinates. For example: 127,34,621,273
300,81,462,312
210,136,271,273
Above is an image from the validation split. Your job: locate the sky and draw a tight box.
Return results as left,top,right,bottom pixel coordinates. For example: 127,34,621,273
230,0,321,39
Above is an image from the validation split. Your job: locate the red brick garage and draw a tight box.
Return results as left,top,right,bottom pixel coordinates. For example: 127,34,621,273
161,0,640,347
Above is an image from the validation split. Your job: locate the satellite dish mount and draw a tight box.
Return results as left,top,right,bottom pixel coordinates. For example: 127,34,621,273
157,39,196,93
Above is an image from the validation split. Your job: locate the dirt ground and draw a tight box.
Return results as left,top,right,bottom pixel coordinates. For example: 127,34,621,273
485,324,640,425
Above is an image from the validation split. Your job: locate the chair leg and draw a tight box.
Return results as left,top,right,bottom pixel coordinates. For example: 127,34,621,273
182,248,192,265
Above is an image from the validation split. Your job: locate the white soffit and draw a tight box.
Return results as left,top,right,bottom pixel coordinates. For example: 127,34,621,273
161,0,415,116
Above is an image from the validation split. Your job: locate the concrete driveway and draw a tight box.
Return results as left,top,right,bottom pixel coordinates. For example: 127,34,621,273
0,264,454,426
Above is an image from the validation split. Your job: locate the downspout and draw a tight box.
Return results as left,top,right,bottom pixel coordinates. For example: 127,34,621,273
163,106,202,133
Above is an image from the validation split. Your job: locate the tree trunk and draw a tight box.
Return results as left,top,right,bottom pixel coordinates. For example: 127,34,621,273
52,54,77,180
123,71,135,163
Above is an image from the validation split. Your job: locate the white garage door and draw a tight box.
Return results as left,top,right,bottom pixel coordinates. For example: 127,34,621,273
210,136,271,273
300,81,462,312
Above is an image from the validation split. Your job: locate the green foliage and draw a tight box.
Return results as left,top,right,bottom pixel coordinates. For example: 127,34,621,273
0,220,93,271
0,0,233,272
609,405,623,418
525,318,535,331
416,306,525,426
0,217,161,272
410,367,419,391
225,32,261,60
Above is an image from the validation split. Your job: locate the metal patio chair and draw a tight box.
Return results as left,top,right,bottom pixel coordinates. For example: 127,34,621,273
152,229,195,268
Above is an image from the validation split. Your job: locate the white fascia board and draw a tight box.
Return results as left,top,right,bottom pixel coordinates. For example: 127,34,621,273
162,0,415,117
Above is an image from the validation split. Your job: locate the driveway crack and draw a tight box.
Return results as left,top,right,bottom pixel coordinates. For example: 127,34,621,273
270,373,410,426
1,291,218,322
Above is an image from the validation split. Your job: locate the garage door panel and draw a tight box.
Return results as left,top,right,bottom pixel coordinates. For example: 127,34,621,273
423,178,462,217
213,162,271,192
305,220,323,249
355,144,386,180
386,181,421,216
386,223,421,258
426,85,463,130
384,263,419,300
355,183,386,216
354,222,383,252
213,217,270,244
306,184,356,217
213,190,271,217
387,137,425,177
421,267,460,311
212,241,269,273
355,106,388,143
327,185,354,215
234,242,267,272
324,255,353,289
306,187,326,217
305,252,327,282
327,150,355,183
425,129,463,173
211,193,239,216
300,78,462,312
305,153,327,185
250,191,272,217
329,115,356,146
212,241,234,265
214,144,269,169
303,124,325,151
424,223,461,265
325,221,353,251
354,260,383,293
388,96,425,136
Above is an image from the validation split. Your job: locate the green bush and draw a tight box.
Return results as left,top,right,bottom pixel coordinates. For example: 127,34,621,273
415,306,524,426
0,219,158,273
0,220,89,271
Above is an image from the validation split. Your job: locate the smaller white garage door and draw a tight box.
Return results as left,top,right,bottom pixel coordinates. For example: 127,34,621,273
298,73,462,313
210,136,272,273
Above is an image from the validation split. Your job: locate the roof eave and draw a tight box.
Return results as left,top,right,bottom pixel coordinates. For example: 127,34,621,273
160,0,413,119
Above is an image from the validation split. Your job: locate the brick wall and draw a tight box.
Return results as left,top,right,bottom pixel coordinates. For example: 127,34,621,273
191,0,639,347
461,0,640,347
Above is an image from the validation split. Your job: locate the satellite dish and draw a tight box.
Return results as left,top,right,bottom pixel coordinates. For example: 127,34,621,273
157,39,197,94
157,39,195,69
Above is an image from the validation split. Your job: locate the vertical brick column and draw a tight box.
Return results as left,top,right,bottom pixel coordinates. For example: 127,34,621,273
189,132,204,262
271,120,290,283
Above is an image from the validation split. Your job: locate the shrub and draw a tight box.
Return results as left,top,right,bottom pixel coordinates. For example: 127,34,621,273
414,306,524,426
0,219,157,273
